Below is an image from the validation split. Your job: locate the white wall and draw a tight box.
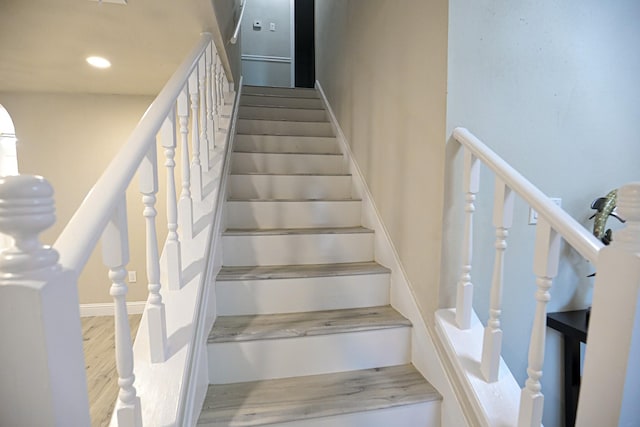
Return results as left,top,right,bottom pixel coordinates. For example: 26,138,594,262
241,0,293,87
444,1,640,426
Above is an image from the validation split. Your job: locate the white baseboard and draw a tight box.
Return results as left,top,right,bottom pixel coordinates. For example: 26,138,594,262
79,301,146,317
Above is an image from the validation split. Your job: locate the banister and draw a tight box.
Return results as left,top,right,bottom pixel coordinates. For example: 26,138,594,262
54,33,213,272
230,0,246,44
453,127,604,265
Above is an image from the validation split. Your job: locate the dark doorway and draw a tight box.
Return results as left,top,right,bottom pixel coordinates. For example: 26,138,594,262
294,0,315,88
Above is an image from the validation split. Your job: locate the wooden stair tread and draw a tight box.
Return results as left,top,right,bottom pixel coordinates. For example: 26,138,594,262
217,261,390,281
208,306,410,343
230,172,350,176
239,104,326,111
226,197,361,202
240,93,320,100
196,364,440,426
237,117,330,124
233,150,342,156
223,226,373,236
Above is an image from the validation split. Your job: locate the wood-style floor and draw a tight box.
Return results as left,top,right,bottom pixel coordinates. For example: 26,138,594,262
82,315,142,427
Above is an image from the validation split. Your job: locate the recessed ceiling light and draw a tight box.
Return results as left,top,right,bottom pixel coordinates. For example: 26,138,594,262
86,56,111,69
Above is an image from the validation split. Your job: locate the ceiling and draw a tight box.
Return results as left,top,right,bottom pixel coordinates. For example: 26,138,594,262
0,0,219,95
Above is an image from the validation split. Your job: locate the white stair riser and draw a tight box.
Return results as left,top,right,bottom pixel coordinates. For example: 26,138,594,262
241,95,325,109
231,152,344,174
239,106,327,122
228,175,352,199
216,273,390,315
218,104,233,116
222,232,374,266
225,200,361,229
242,86,319,98
208,328,411,384
263,402,440,427
237,120,333,137
234,135,341,154
216,117,230,129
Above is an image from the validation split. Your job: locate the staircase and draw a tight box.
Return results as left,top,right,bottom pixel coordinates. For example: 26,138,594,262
196,85,441,426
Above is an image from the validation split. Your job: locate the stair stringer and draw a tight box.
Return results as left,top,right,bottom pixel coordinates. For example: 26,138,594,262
178,79,244,427
316,80,471,427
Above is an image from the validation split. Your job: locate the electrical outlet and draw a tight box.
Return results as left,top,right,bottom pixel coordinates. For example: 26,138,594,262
529,198,562,225
128,271,137,283
270,22,276,31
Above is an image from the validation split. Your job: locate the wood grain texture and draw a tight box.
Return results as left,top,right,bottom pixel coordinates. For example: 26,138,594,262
197,364,440,426
217,261,390,281
223,226,373,236
208,306,410,343
82,315,141,427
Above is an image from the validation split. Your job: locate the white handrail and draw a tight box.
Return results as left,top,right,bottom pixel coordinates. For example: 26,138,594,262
54,33,212,271
230,0,246,44
453,127,604,264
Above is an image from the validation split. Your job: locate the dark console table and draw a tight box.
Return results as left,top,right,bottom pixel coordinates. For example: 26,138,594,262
547,309,589,427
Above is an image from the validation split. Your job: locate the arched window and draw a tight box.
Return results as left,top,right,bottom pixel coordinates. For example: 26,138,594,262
0,105,17,250
0,104,18,177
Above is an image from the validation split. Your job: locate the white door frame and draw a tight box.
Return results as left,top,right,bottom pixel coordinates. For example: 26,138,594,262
289,0,295,88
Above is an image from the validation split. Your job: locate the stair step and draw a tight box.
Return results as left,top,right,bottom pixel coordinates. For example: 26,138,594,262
227,174,352,200
231,151,344,174
225,198,361,229
207,306,412,383
242,85,320,98
210,305,408,343
222,226,374,266
234,134,340,154
217,261,389,281
237,119,334,137
197,364,441,427
239,105,328,122
240,94,325,109
216,262,390,315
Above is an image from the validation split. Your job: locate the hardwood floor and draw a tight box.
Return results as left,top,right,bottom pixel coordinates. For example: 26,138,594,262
82,315,142,427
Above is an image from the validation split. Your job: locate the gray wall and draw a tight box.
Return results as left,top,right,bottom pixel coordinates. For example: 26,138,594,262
444,1,640,426
241,0,293,87
212,0,243,87
316,0,449,320
0,92,156,305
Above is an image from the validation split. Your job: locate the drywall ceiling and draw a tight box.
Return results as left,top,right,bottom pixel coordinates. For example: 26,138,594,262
0,0,218,95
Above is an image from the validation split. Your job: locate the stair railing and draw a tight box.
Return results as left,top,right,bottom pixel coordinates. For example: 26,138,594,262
0,32,234,426
448,127,639,426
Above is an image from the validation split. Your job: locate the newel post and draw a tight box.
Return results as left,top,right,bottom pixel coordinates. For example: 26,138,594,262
576,182,640,427
0,175,90,427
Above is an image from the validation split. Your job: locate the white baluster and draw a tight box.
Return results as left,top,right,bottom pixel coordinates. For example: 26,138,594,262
207,43,216,151
161,110,183,290
216,53,224,131
102,197,142,427
517,218,561,427
211,43,221,142
189,64,203,201
177,85,194,240
577,182,640,427
139,142,168,363
481,179,514,382
0,175,90,426
199,53,211,172
456,149,480,329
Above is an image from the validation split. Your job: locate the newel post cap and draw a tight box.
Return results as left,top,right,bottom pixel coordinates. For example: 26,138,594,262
0,174,60,279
